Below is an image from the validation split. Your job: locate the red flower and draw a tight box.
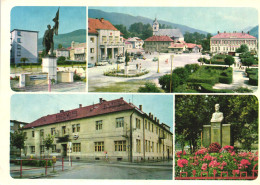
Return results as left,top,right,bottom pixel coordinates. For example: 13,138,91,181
177,159,188,168
201,163,208,171
176,151,186,158
209,160,220,168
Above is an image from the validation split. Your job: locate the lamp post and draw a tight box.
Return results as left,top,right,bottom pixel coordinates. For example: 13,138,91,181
157,52,160,73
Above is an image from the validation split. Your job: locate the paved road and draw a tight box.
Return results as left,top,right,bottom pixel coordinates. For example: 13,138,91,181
88,52,205,92
49,162,173,179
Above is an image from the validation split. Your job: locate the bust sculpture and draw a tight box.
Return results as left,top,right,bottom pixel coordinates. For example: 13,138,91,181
211,104,224,122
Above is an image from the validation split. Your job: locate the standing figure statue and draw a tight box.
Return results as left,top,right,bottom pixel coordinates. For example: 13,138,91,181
42,8,59,56
211,104,224,123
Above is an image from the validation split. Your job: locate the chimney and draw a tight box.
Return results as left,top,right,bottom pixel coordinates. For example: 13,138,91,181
157,119,160,124
248,31,250,34
151,114,153,119
139,105,142,111
217,31,219,34
120,97,123,100
155,117,157,122
79,104,82,108
99,98,103,103
60,110,64,113
149,112,151,117
100,18,104,23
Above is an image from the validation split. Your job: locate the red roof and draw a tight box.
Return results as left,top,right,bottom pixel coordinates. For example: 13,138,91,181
24,98,137,129
144,35,174,42
168,42,185,48
212,32,256,39
88,18,118,34
186,43,202,49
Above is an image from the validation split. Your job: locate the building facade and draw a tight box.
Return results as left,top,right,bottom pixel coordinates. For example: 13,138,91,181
152,18,184,42
69,41,86,61
126,37,144,49
210,31,258,54
56,48,70,59
22,98,173,162
144,36,174,53
88,18,124,65
10,29,38,64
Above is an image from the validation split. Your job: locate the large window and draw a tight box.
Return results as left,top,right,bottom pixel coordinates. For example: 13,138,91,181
152,142,154,152
96,120,102,130
116,117,124,128
17,31,21,36
17,44,21,49
145,120,147,129
90,48,95,53
32,131,34,137
17,38,21,43
102,36,106,43
73,143,81,152
114,140,126,151
30,146,35,154
52,145,56,153
17,50,21,56
73,124,80,132
51,128,55,135
145,140,148,152
136,139,141,153
77,124,80,132
136,118,141,129
40,145,45,154
90,37,95,43
95,142,104,152
40,129,44,138
62,126,66,135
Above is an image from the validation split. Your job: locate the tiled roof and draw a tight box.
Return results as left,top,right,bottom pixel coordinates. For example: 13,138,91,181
145,35,174,42
125,41,132,45
168,42,186,48
211,32,256,39
24,98,136,129
88,18,118,34
185,43,202,49
154,29,184,38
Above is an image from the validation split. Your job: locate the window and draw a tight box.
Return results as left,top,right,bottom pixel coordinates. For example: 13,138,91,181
17,50,21,56
109,36,113,43
90,48,94,53
95,142,104,152
52,145,56,153
51,128,55,135
114,140,126,151
40,129,44,137
96,120,102,130
151,124,154,132
40,145,45,154
62,126,66,135
157,143,159,153
102,36,106,43
77,124,80,132
17,31,21,36
148,141,151,152
145,120,147,129
152,142,154,152
145,140,148,152
136,118,141,129
30,146,35,154
72,125,76,132
91,57,94,61
116,117,124,128
17,44,21,49
115,36,119,42
32,131,34,137
17,38,21,43
148,122,150,131
90,37,95,43
156,127,158,134
73,143,81,152
136,139,141,153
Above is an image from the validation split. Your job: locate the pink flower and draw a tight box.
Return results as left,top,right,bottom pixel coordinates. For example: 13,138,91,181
231,151,236,156
177,151,186,158
223,145,234,153
177,159,188,168
240,159,251,166
239,152,248,157
201,163,208,171
220,155,223,158
195,148,208,155
209,160,220,168
233,170,240,175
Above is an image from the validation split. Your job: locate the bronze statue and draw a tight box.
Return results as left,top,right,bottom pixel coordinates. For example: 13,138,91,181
43,8,59,56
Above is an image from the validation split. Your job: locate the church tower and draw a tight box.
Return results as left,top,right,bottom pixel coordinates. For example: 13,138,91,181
153,18,159,35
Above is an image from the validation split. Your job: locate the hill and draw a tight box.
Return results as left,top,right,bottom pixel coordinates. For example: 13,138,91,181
89,9,208,35
38,29,86,51
249,25,258,38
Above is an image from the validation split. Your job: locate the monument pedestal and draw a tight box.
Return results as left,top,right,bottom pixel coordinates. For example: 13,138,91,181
211,122,222,145
124,65,128,76
42,57,57,84
203,125,211,147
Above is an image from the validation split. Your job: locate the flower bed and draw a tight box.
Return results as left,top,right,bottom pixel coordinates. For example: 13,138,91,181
175,145,258,179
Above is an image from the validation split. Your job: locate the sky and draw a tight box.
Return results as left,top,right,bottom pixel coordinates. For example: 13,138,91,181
91,7,258,34
11,94,174,132
11,6,86,38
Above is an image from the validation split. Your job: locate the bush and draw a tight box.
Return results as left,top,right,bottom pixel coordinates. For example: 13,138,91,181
234,87,253,93
184,64,200,74
15,160,52,167
209,142,221,153
159,73,180,92
224,55,235,67
249,75,258,86
138,82,161,93
199,83,233,93
73,73,81,81
173,67,189,84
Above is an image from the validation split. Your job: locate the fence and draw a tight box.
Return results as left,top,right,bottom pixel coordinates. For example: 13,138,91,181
175,163,258,180
10,157,72,178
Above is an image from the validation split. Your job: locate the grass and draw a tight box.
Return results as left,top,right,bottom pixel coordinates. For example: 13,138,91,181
90,80,149,92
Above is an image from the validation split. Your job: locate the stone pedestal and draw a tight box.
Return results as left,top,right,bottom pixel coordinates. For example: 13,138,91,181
222,124,231,146
211,122,222,145
42,57,57,84
203,125,211,147
124,65,128,76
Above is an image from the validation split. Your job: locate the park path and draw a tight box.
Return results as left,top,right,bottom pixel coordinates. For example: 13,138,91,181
213,58,258,92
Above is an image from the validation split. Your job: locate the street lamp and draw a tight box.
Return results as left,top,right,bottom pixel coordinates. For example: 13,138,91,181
157,51,160,73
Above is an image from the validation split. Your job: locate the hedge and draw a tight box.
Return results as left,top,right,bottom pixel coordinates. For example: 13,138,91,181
187,77,218,85
204,60,226,65
14,160,53,167
199,83,234,93
249,75,258,86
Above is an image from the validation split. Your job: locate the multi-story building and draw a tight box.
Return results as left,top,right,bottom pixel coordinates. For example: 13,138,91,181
10,120,28,133
56,48,70,59
10,29,38,64
22,97,173,162
69,41,86,61
210,31,258,54
126,37,144,49
144,36,174,53
88,18,124,65
152,18,184,42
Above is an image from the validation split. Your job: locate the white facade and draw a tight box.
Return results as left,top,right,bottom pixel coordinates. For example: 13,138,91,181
11,29,38,64
56,49,70,58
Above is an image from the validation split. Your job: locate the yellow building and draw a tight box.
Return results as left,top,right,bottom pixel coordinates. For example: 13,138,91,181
69,41,87,61
23,97,173,162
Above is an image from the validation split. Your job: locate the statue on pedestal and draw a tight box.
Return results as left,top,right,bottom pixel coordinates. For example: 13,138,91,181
211,104,224,122
42,8,59,56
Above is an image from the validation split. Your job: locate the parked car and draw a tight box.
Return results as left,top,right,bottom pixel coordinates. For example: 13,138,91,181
97,61,108,66
117,57,125,63
152,57,158,61
88,63,95,68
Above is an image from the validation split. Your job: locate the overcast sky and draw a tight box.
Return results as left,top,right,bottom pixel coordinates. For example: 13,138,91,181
11,6,86,38
11,94,174,132
91,7,258,34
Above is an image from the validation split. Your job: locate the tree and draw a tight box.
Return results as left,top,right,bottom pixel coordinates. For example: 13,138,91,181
224,55,235,67
159,73,180,92
43,134,54,156
125,50,130,66
57,56,66,64
58,44,63,49
115,24,130,39
10,130,27,158
20,57,28,69
236,44,249,53
173,67,189,85
138,82,161,92
242,57,255,68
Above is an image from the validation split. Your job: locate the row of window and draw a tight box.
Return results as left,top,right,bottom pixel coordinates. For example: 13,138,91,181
212,40,256,45
102,36,120,43
211,46,237,52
